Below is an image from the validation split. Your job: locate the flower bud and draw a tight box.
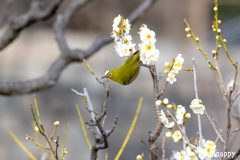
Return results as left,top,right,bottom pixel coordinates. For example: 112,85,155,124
185,113,191,119
165,62,170,68
164,70,169,74
187,34,192,38
136,155,143,160
155,100,162,106
54,121,60,126
185,27,190,32
167,104,173,109
166,132,172,137
163,98,169,104
34,126,39,132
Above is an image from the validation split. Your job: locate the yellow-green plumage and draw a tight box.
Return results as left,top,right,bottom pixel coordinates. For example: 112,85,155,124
105,51,141,85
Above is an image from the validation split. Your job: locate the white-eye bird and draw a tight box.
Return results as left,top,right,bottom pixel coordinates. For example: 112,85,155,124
102,51,141,85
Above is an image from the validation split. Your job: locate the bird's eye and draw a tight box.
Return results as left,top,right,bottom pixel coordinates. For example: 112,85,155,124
109,73,113,77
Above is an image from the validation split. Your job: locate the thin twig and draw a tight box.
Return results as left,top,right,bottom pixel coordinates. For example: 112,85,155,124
204,111,224,143
192,58,203,147
106,116,118,137
213,56,228,97
158,81,168,98
182,125,186,151
215,130,222,144
162,137,166,160
231,91,240,107
182,68,193,71
230,127,240,135
219,35,236,67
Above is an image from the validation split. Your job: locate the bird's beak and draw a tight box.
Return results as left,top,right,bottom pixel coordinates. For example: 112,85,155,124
101,76,106,79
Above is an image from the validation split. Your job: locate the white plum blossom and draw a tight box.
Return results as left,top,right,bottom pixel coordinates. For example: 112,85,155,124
139,24,156,44
111,16,160,64
173,53,184,71
172,130,182,143
204,140,216,158
112,15,121,28
166,72,177,84
204,140,216,150
129,43,136,53
174,150,190,160
175,53,184,64
138,25,159,66
123,35,132,44
159,109,169,125
111,30,120,41
173,61,182,71
159,109,175,128
165,121,175,128
196,147,207,160
186,147,198,160
123,19,131,34
165,53,184,85
139,46,160,66
177,119,183,125
176,105,186,124
116,43,132,57
111,15,136,57
190,99,205,115
205,147,215,158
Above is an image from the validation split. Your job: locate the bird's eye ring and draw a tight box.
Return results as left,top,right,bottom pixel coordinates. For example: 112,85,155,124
109,73,113,77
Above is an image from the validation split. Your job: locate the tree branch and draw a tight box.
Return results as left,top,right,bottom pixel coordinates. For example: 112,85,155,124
0,0,15,28
148,65,164,160
0,0,63,50
192,58,203,147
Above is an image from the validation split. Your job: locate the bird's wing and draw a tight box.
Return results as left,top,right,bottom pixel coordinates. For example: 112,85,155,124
125,50,140,64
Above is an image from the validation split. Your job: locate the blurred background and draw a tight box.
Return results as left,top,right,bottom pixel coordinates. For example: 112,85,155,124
0,0,240,159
